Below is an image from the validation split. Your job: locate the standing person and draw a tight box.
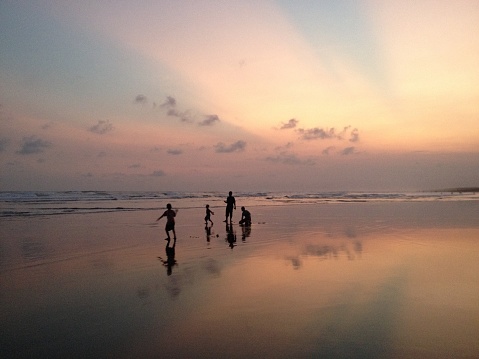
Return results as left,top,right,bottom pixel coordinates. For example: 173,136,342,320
156,203,178,241
224,191,236,223
239,206,251,226
205,204,214,225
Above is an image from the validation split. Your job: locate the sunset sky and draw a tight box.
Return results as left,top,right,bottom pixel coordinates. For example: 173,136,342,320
1,0,478,191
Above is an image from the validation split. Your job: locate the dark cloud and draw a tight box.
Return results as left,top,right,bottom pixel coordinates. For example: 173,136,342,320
159,95,217,125
274,142,294,151
134,94,148,104
167,108,193,123
337,125,351,140
128,163,141,168
280,118,298,130
341,146,356,155
322,146,335,155
89,120,113,134
161,96,176,108
0,137,9,152
151,170,166,176
17,136,51,155
349,128,359,142
297,126,360,143
198,114,220,126
265,152,315,166
41,122,54,130
167,148,183,155
215,140,246,153
297,127,336,140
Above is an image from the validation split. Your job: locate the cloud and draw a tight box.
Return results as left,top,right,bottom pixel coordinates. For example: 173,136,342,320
167,148,183,155
151,170,166,176
0,137,9,152
322,146,335,155
41,122,55,130
89,120,114,134
167,108,193,123
17,136,51,155
215,140,247,153
280,118,298,129
134,94,148,104
198,114,220,126
128,163,141,168
341,146,356,155
297,126,360,143
159,95,217,125
297,127,337,140
275,142,294,151
265,151,315,165
336,125,349,138
161,96,176,108
349,128,359,142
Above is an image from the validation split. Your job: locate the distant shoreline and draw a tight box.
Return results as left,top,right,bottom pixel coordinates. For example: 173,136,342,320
432,187,479,193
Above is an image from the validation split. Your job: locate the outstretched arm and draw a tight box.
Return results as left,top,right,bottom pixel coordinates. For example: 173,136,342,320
156,214,165,221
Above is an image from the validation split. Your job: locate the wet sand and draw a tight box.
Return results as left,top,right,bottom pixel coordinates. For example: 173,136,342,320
1,201,479,358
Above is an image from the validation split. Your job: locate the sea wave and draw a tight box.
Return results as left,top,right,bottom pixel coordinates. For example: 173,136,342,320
0,190,477,218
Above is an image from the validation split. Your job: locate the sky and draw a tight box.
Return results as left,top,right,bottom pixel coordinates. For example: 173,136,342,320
1,0,478,192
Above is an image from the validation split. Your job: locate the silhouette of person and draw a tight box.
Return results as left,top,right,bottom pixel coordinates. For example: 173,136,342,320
204,204,214,225
239,206,251,226
156,203,178,241
224,191,236,223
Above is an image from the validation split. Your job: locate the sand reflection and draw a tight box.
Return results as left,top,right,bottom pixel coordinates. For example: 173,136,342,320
1,202,478,358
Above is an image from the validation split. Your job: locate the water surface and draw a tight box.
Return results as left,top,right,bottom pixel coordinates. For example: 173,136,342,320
1,201,478,358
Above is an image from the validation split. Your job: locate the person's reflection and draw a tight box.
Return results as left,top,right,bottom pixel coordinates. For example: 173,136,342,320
205,224,213,243
241,223,251,241
160,239,177,275
225,223,236,249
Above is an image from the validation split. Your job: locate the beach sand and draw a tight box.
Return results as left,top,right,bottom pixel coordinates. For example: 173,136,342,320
1,201,479,358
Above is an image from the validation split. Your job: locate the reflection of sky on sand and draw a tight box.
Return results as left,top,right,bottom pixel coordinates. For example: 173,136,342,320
1,202,479,358
151,225,478,358
142,203,479,358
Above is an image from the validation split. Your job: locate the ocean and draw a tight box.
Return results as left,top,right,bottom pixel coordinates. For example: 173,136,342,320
1,190,477,218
